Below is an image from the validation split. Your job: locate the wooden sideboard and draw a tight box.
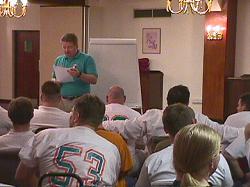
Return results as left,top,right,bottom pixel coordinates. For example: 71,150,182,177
140,71,164,113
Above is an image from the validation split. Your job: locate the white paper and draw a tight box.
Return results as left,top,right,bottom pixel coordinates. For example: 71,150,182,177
53,65,74,83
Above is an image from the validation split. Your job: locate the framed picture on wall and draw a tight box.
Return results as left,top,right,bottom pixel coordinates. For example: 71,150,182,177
142,28,161,54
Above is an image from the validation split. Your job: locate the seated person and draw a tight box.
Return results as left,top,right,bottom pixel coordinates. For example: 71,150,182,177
0,106,12,136
104,85,141,121
236,123,250,185
30,80,70,131
173,124,221,187
136,104,233,187
222,93,250,181
224,92,250,128
16,94,121,187
97,127,133,187
103,85,240,152
0,97,34,150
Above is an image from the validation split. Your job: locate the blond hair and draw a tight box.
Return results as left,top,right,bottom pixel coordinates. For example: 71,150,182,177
173,124,221,187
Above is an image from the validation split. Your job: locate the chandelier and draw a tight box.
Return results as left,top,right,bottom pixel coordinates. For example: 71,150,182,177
166,0,213,15
0,0,28,18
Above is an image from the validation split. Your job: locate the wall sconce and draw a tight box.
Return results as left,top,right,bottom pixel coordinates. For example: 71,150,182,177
206,25,225,40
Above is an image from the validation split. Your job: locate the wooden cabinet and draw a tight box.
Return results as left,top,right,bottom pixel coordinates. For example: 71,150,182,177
140,71,164,113
225,77,250,118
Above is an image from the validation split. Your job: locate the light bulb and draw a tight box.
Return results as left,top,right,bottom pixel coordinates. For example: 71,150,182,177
9,0,18,6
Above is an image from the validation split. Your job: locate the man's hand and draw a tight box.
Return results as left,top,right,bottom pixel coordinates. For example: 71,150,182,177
67,68,80,78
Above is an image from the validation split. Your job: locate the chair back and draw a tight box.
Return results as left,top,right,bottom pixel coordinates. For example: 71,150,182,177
0,148,20,185
38,172,84,187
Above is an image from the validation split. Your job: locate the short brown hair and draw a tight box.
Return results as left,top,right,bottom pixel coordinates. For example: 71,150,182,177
74,94,105,128
41,81,61,101
162,103,194,136
8,97,34,125
61,33,78,47
240,92,250,111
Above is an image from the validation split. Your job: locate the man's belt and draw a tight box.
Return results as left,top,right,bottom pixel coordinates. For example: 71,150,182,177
62,96,80,100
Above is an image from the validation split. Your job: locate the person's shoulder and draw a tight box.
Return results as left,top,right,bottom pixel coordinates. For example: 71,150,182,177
147,145,173,163
55,54,66,61
97,129,124,142
79,52,92,59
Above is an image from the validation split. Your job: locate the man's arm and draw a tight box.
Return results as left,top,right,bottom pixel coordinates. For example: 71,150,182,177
15,162,38,187
78,73,97,84
68,68,97,84
135,160,151,187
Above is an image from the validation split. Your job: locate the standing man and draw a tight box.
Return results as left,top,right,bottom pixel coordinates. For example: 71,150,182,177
53,33,98,112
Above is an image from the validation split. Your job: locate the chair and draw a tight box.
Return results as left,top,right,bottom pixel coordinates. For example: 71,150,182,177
0,148,20,186
38,172,84,187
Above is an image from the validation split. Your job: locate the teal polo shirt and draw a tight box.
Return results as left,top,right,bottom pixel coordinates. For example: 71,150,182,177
54,52,98,97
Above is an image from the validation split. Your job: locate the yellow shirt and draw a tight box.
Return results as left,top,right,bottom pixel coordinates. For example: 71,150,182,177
97,129,133,187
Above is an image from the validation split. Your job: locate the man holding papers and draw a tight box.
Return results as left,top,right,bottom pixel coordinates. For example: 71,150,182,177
53,33,98,112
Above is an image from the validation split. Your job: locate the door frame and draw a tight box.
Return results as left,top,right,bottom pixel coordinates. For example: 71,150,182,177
14,30,40,106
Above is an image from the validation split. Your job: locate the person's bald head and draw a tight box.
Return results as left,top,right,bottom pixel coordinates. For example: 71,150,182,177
106,86,126,104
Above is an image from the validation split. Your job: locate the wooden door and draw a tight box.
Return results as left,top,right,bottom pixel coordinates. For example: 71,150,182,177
14,31,40,106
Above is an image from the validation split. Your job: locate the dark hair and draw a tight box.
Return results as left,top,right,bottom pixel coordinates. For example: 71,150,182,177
74,94,105,128
41,81,61,101
61,33,78,47
240,93,250,111
162,103,194,136
8,97,34,125
167,85,190,105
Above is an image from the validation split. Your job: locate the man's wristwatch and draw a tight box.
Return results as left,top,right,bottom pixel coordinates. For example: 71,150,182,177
77,71,82,78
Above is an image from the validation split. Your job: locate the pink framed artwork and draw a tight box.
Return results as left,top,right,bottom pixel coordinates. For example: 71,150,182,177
142,28,161,54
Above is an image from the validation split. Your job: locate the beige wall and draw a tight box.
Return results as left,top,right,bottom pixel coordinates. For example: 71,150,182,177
89,0,204,111
0,4,40,99
235,0,250,76
40,7,82,87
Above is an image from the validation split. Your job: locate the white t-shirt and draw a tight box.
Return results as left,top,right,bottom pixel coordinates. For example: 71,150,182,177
103,110,240,145
19,126,121,186
245,138,250,167
105,103,141,121
195,112,240,145
30,106,70,130
224,111,250,128
225,128,246,158
103,109,166,141
0,130,34,150
0,106,12,135
136,145,233,187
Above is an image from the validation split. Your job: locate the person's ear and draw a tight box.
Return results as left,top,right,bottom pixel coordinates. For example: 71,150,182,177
40,94,44,102
123,96,126,103
192,118,197,124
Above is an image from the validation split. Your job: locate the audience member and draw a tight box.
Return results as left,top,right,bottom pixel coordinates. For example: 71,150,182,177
103,85,240,149
136,104,233,187
30,80,70,131
0,97,34,150
16,94,121,187
224,92,250,128
97,127,133,187
104,85,141,121
219,93,250,182
0,106,12,135
166,85,240,145
173,124,221,187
